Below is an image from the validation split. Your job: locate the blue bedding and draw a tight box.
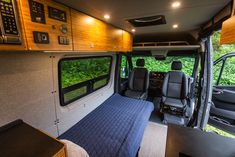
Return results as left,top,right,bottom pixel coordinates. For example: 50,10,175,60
59,94,154,157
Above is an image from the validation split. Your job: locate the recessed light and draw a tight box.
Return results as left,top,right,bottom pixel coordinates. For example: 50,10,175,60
131,29,136,32
172,2,181,8
173,24,178,28
104,14,110,19
85,17,94,24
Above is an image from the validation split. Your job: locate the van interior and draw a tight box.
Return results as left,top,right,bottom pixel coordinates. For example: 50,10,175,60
1,0,235,157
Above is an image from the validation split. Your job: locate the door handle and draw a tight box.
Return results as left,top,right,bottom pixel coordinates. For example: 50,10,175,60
213,88,223,95
210,116,232,126
213,91,222,95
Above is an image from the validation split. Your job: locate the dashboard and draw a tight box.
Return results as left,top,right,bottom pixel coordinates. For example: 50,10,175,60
149,71,166,90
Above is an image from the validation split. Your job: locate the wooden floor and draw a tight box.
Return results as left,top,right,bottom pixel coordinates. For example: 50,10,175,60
139,122,168,157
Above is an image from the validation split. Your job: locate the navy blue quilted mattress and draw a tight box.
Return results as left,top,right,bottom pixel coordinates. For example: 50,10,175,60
59,94,154,157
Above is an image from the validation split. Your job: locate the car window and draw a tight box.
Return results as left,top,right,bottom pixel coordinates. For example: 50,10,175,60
213,61,223,85
219,57,235,86
59,56,112,106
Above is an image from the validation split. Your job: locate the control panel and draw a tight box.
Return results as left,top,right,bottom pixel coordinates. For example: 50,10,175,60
48,6,67,22
33,31,49,44
58,36,69,45
0,0,21,44
28,0,46,24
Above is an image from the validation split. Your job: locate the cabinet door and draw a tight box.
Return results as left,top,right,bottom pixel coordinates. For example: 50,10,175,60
71,10,109,51
107,26,123,51
122,31,133,52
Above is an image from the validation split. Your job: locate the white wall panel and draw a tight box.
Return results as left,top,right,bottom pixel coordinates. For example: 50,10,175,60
0,52,58,137
0,52,116,137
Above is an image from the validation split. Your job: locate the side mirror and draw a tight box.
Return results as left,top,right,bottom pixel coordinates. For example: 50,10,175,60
121,67,128,78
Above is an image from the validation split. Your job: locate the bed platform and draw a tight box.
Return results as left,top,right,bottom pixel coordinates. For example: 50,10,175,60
59,94,154,157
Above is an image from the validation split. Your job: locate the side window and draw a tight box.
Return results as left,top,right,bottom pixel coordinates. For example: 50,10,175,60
219,57,235,86
120,55,129,79
59,56,112,106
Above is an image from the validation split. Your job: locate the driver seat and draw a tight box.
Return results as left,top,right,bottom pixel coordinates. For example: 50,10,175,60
161,61,188,115
125,59,149,100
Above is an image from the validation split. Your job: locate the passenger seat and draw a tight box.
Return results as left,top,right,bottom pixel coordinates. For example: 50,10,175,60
125,59,149,100
161,61,188,115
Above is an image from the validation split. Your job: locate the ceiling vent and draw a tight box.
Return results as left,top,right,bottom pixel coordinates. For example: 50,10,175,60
128,15,166,27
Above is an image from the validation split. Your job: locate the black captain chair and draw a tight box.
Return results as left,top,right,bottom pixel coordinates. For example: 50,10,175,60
161,61,188,115
125,59,149,100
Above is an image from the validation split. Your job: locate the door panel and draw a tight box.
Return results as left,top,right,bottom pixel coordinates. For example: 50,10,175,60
213,87,235,109
209,53,235,135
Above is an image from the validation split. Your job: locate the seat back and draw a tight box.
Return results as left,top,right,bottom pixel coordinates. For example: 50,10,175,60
162,61,188,100
128,59,149,92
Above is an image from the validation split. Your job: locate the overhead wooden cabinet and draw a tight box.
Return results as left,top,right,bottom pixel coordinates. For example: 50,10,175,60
71,9,109,51
71,9,133,52
107,25,124,51
18,0,73,51
220,16,235,45
0,0,132,52
122,31,133,52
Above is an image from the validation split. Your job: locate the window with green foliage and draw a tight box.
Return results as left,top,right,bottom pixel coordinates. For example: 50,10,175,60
120,55,129,78
212,31,235,86
59,56,112,106
131,56,195,76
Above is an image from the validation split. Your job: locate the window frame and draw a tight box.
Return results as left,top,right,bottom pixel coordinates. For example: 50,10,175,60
58,56,113,106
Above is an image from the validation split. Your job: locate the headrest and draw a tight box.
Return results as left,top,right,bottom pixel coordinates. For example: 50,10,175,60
136,59,145,67
171,61,182,70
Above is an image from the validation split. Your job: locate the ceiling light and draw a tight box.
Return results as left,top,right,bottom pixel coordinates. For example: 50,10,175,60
172,2,181,8
85,17,94,24
173,24,178,29
131,29,136,32
104,14,110,20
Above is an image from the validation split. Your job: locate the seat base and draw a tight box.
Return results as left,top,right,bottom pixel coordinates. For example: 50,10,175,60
125,90,147,100
163,113,186,125
161,97,186,116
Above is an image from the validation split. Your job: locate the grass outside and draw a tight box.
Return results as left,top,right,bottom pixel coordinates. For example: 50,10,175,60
93,79,107,90
64,86,87,103
205,125,235,139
